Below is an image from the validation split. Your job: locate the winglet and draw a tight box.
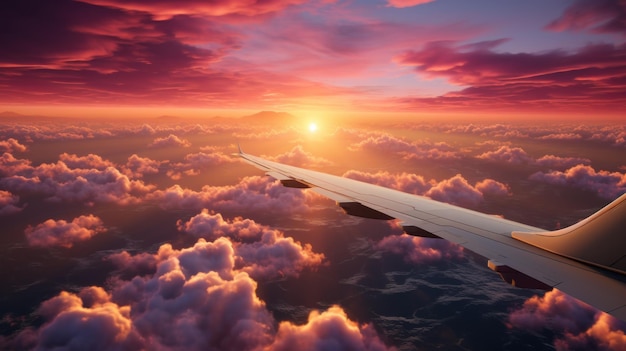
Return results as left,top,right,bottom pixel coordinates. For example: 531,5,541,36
513,193,626,275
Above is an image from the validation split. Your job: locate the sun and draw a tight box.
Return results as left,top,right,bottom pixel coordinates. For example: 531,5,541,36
308,122,318,133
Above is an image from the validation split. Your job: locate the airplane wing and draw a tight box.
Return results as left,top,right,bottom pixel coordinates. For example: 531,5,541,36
238,148,626,321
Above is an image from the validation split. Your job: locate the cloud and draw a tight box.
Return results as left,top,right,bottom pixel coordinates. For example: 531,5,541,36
0,153,155,205
343,170,431,195
530,164,626,199
166,151,234,179
80,0,307,18
387,0,435,8
343,170,509,207
0,152,32,176
376,234,464,264
348,132,460,160
546,0,626,34
0,138,27,153
9,234,392,350
475,179,511,196
424,174,484,207
476,145,591,169
266,145,332,168
476,146,533,165
123,154,163,178
0,190,24,215
395,40,626,111
148,175,311,214
24,215,106,248
59,152,116,170
149,134,191,148
270,305,396,351
509,290,626,350
176,210,325,280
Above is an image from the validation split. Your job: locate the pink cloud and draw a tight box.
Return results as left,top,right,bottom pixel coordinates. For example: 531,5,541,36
475,179,511,197
9,232,391,350
395,40,626,111
348,132,460,160
534,155,591,169
59,152,116,170
0,154,155,205
166,151,234,179
509,290,626,350
149,134,191,148
24,215,106,248
0,152,32,176
425,174,484,207
476,146,533,165
0,190,24,215
344,170,509,207
266,145,332,168
387,0,435,8
270,305,396,351
148,175,310,214
530,164,626,199
546,0,626,34
343,170,431,195
123,154,163,178
81,0,307,18
177,210,325,280
376,234,464,264
477,146,591,169
0,138,27,153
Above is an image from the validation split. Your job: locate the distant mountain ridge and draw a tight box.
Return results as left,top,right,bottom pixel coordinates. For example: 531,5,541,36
239,111,296,125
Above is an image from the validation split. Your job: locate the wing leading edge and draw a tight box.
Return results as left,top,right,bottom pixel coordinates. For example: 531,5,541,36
238,149,626,321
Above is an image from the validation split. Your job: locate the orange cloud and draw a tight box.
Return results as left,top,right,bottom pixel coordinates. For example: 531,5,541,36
25,215,106,248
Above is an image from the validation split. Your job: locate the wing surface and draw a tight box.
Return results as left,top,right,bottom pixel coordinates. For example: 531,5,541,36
239,149,626,321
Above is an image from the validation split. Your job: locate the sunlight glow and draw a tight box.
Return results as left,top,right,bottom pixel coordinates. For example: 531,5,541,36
308,122,318,133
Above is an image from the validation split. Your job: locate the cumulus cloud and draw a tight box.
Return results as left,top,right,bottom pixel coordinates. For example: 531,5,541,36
0,190,24,215
24,215,106,248
0,153,155,205
343,170,509,207
509,290,626,350
148,175,311,214
270,305,396,351
0,152,32,176
376,234,464,264
477,145,590,169
8,233,392,350
166,151,234,179
149,134,191,148
123,154,163,178
0,138,27,153
177,210,325,280
348,132,460,160
530,164,626,199
343,170,431,195
266,145,332,168
476,146,533,165
59,152,116,170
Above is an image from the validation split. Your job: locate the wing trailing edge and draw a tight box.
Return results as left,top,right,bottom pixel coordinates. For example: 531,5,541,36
237,148,626,321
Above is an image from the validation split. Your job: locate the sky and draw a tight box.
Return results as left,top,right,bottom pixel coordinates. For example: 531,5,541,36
1,0,626,119
1,1,626,350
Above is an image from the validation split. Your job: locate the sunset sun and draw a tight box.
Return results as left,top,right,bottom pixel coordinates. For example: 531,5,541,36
308,122,318,133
